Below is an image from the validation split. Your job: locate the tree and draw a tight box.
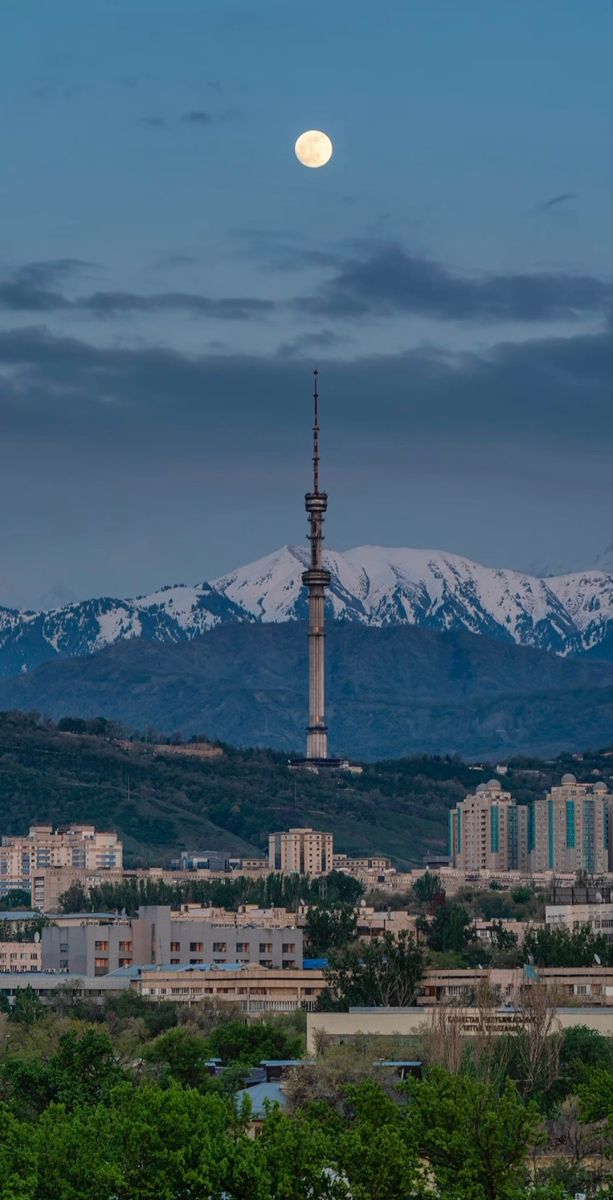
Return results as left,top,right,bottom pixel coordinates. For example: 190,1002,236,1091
427,902,472,953
334,1080,423,1200
522,924,613,968
320,930,425,1010
9,986,45,1027
207,1019,303,1067
0,1103,36,1200
411,872,443,905
144,1026,217,1089
407,1067,542,1200
304,904,358,957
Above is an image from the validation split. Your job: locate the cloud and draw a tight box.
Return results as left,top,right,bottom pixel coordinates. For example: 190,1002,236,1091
0,264,274,320
531,192,576,212
181,110,211,125
276,329,352,358
141,115,166,128
0,260,92,312
296,243,610,322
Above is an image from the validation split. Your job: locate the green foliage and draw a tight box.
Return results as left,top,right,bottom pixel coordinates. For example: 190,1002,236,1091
410,872,443,904
8,986,45,1027
578,1067,613,1123
0,889,32,909
304,903,359,956
143,1027,215,1090
207,1019,303,1067
320,930,425,1010
521,923,613,967
0,1028,124,1120
407,1067,542,1200
426,902,472,953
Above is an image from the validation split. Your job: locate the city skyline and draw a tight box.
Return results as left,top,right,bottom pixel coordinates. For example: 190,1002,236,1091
0,1,611,609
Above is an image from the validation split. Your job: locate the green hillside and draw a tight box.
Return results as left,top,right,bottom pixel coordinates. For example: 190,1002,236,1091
0,711,611,868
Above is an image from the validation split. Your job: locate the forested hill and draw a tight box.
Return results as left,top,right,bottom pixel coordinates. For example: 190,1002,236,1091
0,711,610,868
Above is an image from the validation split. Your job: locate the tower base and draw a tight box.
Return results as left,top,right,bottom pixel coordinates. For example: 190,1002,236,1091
288,757,363,775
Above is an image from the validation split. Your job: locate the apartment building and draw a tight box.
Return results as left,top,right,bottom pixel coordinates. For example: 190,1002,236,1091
448,781,529,872
268,828,333,875
546,901,613,942
0,825,122,899
0,940,41,972
41,905,303,975
132,962,326,1013
530,776,612,874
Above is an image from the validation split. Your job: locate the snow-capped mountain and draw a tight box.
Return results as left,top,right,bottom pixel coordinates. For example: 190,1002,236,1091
0,545,611,679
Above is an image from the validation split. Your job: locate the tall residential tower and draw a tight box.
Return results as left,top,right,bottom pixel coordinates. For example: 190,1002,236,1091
302,370,332,761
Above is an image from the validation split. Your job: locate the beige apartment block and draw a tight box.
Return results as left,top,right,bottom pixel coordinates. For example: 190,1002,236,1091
133,963,326,1013
268,828,333,875
0,940,41,972
1,825,122,899
546,902,613,941
530,775,612,874
449,780,528,872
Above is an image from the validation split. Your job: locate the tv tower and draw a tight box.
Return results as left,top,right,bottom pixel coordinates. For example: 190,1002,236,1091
302,370,332,761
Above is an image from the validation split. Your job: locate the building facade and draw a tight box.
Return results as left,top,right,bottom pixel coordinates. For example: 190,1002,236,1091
41,906,304,975
0,940,41,972
0,825,122,898
448,781,528,872
133,962,325,1013
268,828,333,875
529,776,612,874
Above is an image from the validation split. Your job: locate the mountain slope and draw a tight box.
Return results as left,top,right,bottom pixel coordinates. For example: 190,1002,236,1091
0,622,610,760
1,545,611,679
0,711,610,868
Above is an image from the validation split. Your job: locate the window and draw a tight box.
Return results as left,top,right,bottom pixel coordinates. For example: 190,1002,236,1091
236,942,250,954
119,958,132,968
213,942,227,953
189,942,203,953
170,942,180,953
260,960,272,968
60,943,69,953
282,943,295,954
259,943,272,954
118,941,132,952
94,941,109,952
60,960,69,969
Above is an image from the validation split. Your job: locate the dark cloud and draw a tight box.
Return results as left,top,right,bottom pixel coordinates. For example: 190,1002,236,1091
533,192,577,212
0,260,92,312
276,329,352,358
0,263,274,320
140,115,166,128
296,243,610,322
181,110,211,125
0,324,608,450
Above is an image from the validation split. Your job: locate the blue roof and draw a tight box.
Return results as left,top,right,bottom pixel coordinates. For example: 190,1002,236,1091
260,1059,309,1068
303,958,328,969
0,911,40,920
236,1081,287,1118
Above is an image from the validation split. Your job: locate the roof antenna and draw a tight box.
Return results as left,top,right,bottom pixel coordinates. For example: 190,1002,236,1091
312,368,319,495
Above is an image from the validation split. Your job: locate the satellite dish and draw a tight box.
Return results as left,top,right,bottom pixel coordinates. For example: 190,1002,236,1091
594,954,602,966
34,931,40,943
360,899,367,908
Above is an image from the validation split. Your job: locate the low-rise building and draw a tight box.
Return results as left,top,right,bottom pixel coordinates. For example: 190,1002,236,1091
0,940,41,972
418,965,613,1007
41,905,304,975
131,961,326,1013
546,902,613,941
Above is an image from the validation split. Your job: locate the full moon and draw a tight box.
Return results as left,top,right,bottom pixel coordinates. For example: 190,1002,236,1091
295,129,333,169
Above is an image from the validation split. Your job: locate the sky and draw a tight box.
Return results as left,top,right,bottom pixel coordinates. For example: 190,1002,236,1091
0,0,611,609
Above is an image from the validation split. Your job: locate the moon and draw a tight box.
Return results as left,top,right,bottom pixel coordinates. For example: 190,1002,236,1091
295,130,333,169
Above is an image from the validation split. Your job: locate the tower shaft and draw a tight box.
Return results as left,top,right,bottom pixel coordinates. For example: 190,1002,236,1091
302,370,331,760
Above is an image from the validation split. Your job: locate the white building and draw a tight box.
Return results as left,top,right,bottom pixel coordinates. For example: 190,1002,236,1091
448,781,528,872
530,776,612,875
268,827,333,876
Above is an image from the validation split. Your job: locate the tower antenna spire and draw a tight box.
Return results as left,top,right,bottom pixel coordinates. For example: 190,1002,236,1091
312,368,319,494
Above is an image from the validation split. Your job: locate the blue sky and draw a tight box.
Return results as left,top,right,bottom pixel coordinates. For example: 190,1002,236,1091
0,0,611,607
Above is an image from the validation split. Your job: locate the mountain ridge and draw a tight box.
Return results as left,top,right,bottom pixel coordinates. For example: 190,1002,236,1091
0,544,611,679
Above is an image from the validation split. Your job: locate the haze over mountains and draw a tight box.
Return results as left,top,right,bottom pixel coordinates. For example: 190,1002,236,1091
0,545,612,681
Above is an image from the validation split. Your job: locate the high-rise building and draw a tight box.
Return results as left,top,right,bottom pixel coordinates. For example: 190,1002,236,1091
448,780,528,872
268,827,334,876
529,775,612,874
0,824,122,898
